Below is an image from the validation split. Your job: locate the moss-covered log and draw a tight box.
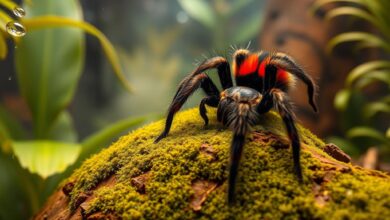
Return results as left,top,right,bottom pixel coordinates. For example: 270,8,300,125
34,108,390,220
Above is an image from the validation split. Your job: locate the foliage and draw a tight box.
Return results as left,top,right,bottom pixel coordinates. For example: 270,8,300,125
0,0,143,219
313,0,390,157
178,0,264,49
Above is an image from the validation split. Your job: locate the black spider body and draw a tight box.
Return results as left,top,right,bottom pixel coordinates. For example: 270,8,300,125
154,49,318,204
218,87,261,136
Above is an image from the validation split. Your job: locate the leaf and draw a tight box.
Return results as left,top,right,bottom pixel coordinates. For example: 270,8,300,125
0,104,25,142
80,116,146,162
0,0,18,11
334,89,351,111
327,32,390,53
178,0,216,28
11,140,81,178
22,15,133,93
346,126,388,143
324,7,382,31
48,111,77,142
312,0,366,12
15,0,84,138
346,60,390,87
355,70,390,89
0,152,40,219
0,32,7,59
363,102,390,119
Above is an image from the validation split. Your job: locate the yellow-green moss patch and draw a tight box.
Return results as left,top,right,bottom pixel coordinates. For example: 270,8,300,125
60,108,390,219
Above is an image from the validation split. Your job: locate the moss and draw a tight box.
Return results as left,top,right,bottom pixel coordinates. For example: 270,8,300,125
63,108,390,219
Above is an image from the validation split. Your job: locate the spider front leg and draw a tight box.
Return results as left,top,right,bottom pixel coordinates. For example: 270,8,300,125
257,88,303,182
269,53,318,112
155,57,233,143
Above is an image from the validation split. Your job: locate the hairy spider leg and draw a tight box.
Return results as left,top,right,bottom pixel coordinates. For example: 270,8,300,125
154,57,233,143
268,53,318,112
228,134,245,205
257,87,303,182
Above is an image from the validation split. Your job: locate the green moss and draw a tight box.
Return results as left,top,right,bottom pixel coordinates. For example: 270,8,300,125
65,108,390,219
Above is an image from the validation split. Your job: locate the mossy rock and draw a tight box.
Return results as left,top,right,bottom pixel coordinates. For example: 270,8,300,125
35,108,390,220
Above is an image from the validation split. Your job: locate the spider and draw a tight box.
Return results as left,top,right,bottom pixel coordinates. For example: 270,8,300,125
154,49,318,204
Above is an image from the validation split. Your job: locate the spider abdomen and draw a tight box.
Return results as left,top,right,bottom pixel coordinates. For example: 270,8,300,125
218,87,262,135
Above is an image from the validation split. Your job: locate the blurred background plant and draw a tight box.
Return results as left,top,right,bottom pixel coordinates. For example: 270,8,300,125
0,0,389,219
313,0,390,162
0,0,144,219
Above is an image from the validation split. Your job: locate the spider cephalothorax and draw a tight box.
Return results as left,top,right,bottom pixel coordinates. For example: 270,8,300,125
154,49,318,204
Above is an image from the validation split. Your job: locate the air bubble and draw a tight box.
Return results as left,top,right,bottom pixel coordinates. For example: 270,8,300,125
13,7,26,18
6,21,26,37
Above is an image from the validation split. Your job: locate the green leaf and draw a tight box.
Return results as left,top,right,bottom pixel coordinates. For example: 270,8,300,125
327,32,390,53
48,111,77,142
346,60,390,87
11,140,81,178
312,0,366,12
15,0,84,138
324,7,383,31
363,102,390,119
0,0,18,11
22,15,133,93
0,32,7,59
0,152,39,219
355,70,390,89
0,105,25,152
346,126,388,143
334,89,351,111
178,0,216,28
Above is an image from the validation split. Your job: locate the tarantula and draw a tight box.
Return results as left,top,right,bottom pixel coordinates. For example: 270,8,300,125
154,49,318,204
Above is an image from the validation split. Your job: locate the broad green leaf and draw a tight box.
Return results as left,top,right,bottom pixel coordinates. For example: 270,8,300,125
178,0,216,28
334,89,351,111
48,111,77,142
386,127,390,139
15,0,84,138
363,102,390,119
22,15,133,93
80,116,146,162
346,126,388,143
346,60,390,87
11,140,81,178
327,32,390,53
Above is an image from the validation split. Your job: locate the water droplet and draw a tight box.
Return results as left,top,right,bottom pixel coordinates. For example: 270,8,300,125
6,21,26,37
13,7,26,18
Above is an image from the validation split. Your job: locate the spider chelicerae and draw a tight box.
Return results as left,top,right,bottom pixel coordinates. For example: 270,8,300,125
154,49,318,204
